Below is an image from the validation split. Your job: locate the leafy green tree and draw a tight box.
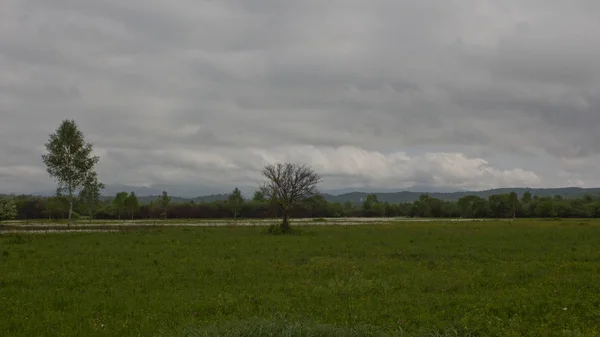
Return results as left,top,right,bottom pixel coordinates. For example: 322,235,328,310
442,202,461,218
0,198,17,222
8,195,46,221
472,198,490,218
44,195,69,220
328,202,344,217
306,194,329,217
42,119,101,226
147,200,158,219
553,201,573,217
585,202,600,217
112,192,128,220
509,192,519,219
363,194,385,217
428,197,444,217
488,194,512,218
569,198,591,217
412,195,432,217
79,172,105,221
227,187,244,219
125,192,140,219
252,190,266,202
583,194,596,203
371,202,386,217
458,195,492,218
534,200,557,218
259,162,321,232
521,191,532,204
362,194,378,210
524,197,538,217
458,195,476,218
384,202,399,217
158,191,171,220
398,203,412,217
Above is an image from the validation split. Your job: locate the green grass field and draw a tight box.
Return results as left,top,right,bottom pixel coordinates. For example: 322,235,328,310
2,220,600,336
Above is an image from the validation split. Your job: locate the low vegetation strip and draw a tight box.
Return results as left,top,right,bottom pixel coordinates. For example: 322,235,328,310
2,220,600,336
0,218,488,233
0,225,146,233
0,217,396,231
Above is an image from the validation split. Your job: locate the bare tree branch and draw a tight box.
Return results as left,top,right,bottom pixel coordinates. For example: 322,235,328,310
259,162,321,232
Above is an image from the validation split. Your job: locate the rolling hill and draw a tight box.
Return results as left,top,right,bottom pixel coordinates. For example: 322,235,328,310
105,187,600,205
320,187,600,204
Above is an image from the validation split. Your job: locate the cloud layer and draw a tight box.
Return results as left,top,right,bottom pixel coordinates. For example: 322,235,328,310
1,0,599,194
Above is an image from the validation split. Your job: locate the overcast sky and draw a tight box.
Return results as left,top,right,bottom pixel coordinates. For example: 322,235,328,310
1,0,599,195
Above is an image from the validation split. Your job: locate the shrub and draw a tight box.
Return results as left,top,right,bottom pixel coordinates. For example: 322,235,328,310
0,198,17,222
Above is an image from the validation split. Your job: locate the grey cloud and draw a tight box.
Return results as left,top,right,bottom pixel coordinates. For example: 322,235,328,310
390,81,420,94
0,82,81,102
1,0,600,194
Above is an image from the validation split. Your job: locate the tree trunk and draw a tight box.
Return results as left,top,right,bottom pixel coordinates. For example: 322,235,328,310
68,201,73,228
281,208,290,232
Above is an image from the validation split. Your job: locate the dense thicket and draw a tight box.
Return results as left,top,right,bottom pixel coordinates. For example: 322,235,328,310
3,190,600,221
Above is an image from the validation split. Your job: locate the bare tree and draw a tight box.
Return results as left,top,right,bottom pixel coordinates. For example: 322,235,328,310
259,162,321,232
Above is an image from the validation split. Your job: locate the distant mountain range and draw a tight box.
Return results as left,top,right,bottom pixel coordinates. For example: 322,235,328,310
30,183,463,199
322,185,467,195
127,194,231,204
98,184,232,198
74,186,600,204
320,187,600,204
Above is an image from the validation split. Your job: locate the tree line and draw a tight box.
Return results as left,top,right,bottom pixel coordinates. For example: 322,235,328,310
3,188,600,222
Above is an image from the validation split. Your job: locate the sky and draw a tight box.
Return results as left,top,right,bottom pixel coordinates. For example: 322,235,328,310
1,0,600,196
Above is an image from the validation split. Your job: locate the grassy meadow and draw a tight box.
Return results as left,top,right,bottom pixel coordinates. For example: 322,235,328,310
2,219,600,336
